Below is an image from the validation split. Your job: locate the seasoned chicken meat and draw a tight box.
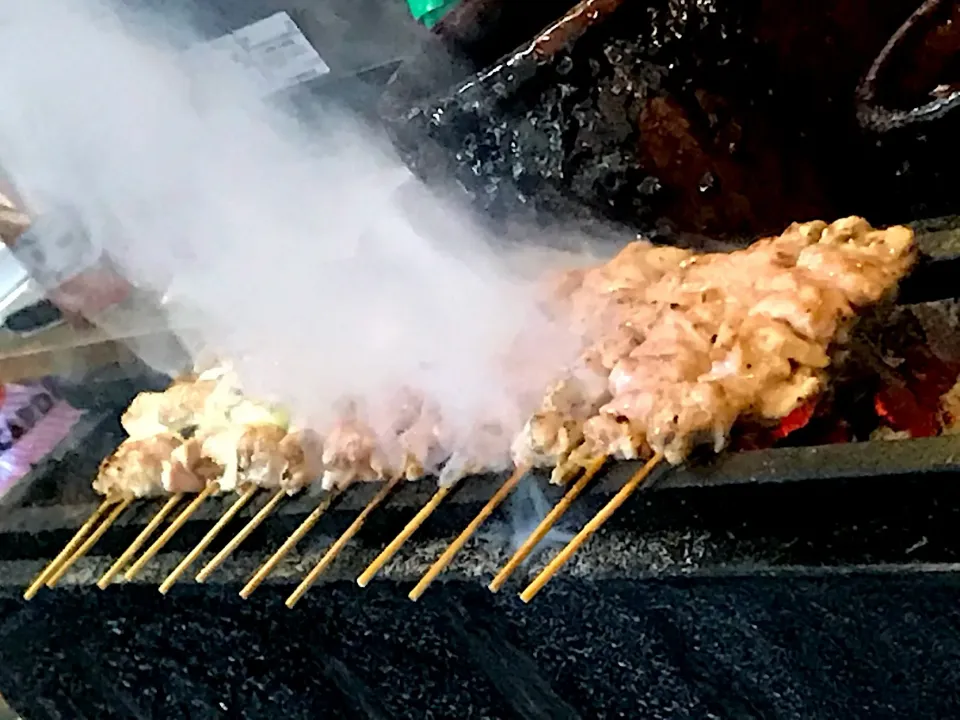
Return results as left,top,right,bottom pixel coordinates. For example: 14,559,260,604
106,217,917,492
94,433,205,498
517,217,916,468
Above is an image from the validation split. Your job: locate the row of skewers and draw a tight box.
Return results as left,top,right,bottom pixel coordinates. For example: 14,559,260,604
24,437,656,605
25,216,919,604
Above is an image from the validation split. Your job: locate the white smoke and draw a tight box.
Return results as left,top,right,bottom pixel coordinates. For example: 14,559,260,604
0,1,595,465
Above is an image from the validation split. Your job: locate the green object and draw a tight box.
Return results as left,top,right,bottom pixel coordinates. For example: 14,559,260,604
407,0,460,28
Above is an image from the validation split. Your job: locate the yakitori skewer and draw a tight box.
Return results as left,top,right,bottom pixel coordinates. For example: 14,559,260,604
98,493,184,589
51,427,214,587
357,482,456,588
44,430,208,591
25,495,120,600
240,489,340,599
159,484,257,594
285,474,404,609
124,482,221,581
409,464,529,601
195,487,286,582
489,455,606,592
46,494,136,588
520,452,663,603
65,217,916,606
190,422,323,582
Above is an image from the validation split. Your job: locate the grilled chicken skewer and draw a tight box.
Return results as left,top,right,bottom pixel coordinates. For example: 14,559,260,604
92,374,235,583
283,398,497,603
264,401,441,603
92,432,214,584
99,373,238,586
92,369,304,587
31,217,918,605
237,391,428,599
192,426,322,584
41,431,209,591
505,218,917,597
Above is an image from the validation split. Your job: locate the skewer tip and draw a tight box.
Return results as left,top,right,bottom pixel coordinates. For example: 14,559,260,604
487,456,606,594
355,483,454,588
409,465,528,602
286,475,403,609
24,495,122,599
239,491,339,600
518,452,664,603
46,495,135,589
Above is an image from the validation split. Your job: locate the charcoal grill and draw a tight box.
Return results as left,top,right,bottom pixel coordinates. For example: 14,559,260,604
2,1,960,718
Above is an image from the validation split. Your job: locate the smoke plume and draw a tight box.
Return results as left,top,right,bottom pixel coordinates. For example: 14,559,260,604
0,1,594,468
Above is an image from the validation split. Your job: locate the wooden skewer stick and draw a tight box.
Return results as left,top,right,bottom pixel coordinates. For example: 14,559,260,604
286,474,403,609
195,487,285,583
519,452,664,603
46,495,136,588
158,485,258,595
97,493,184,589
240,490,340,599
124,482,220,581
488,455,607,593
409,465,529,602
357,481,455,589
24,495,121,599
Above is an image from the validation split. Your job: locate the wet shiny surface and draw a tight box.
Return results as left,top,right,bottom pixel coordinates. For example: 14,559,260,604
384,0,960,241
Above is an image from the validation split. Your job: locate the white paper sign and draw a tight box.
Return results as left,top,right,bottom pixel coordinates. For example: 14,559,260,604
197,12,330,97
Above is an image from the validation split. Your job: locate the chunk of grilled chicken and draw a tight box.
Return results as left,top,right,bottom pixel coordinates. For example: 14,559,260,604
94,433,205,499
321,416,389,491
531,217,916,466
511,366,609,474
195,424,321,495
121,380,219,439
